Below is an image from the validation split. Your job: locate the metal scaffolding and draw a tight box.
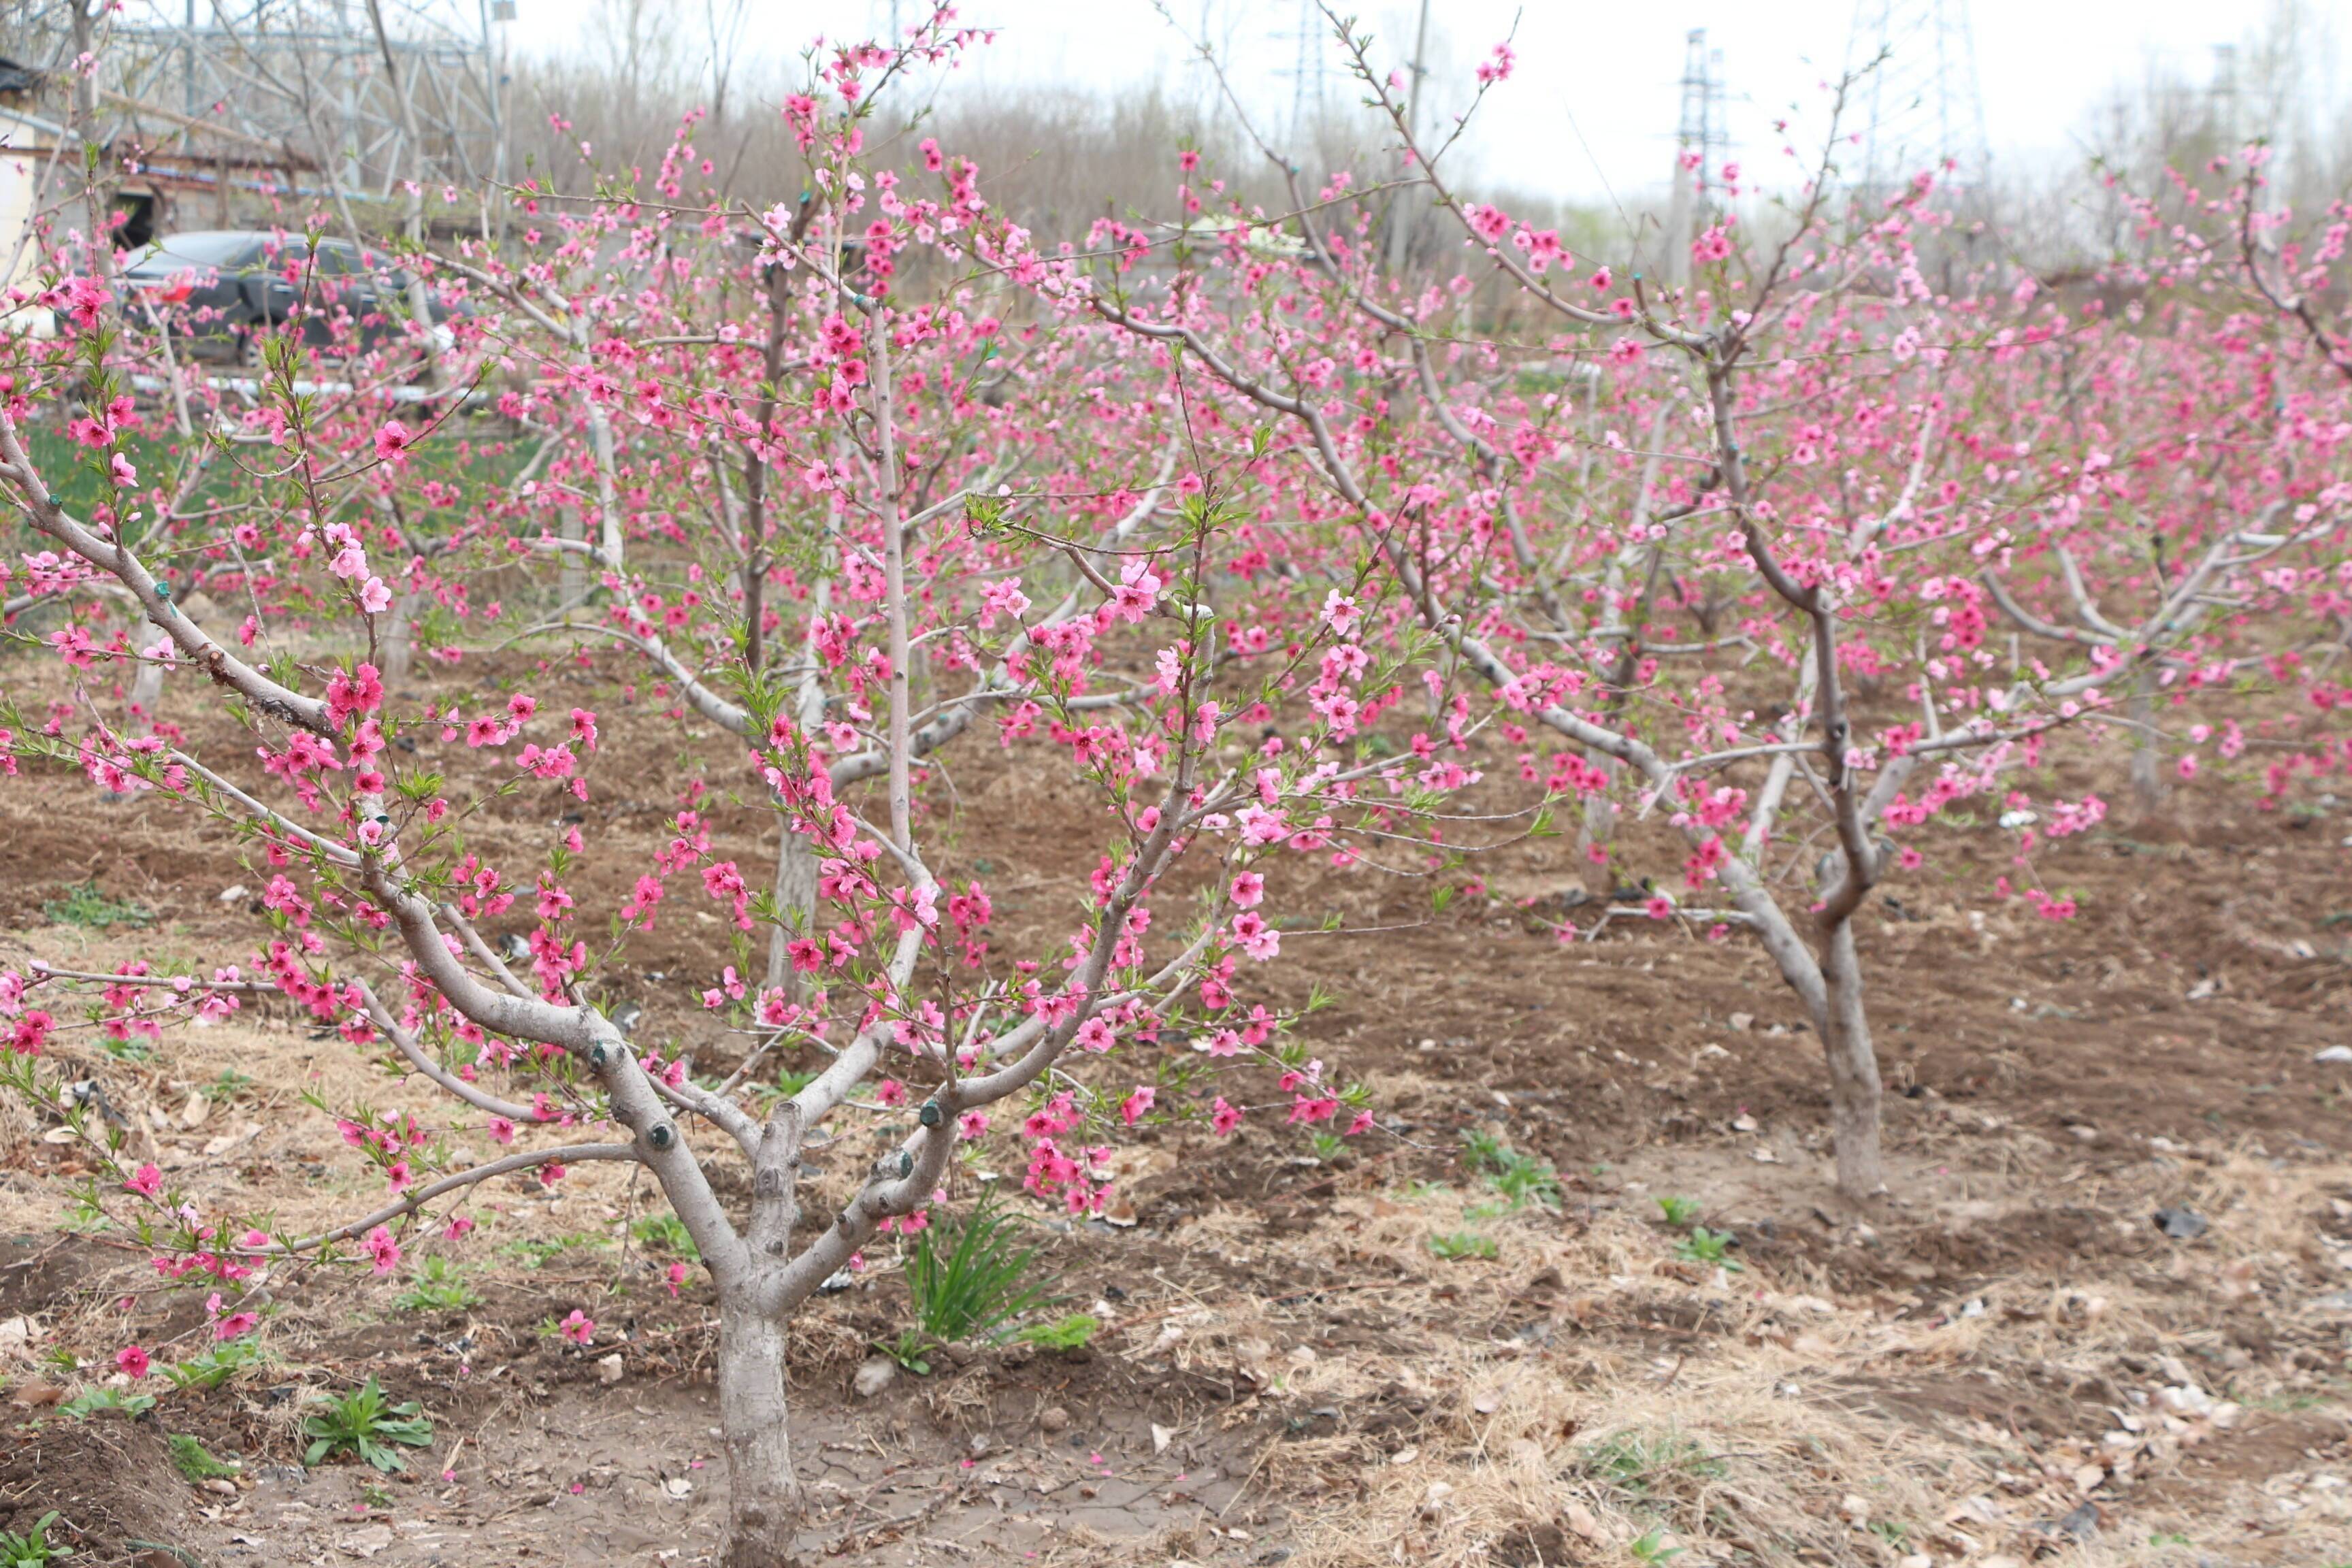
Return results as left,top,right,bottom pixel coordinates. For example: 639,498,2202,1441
3,0,513,225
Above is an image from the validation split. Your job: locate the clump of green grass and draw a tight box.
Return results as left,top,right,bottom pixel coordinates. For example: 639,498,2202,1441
501,1231,610,1269
1582,1427,1727,1497
167,1432,242,1482
1655,1194,1703,1227
41,881,153,930
392,1256,480,1313
630,1211,698,1259
904,1191,1056,1344
1461,1130,1562,1212
1654,1196,1742,1270
1675,1226,1742,1271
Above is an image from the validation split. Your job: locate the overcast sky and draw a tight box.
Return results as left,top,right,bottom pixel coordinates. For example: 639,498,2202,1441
528,0,2349,203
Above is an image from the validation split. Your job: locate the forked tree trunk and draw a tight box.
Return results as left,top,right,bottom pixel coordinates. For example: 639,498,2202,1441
763,828,819,996
717,1302,800,1568
1717,853,1885,1200
1816,918,1886,1196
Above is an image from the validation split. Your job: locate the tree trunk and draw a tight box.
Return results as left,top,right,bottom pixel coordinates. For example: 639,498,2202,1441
763,826,819,996
107,660,167,801
559,508,587,610
127,659,164,730
380,591,421,686
1816,918,1886,1198
717,1301,800,1568
1576,755,1619,862
2127,667,2165,817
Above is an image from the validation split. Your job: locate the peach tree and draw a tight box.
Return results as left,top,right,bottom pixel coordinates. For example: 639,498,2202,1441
0,20,1483,1565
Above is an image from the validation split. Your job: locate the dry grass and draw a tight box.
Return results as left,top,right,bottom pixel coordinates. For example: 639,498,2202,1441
1115,1138,2352,1568
7,896,2352,1567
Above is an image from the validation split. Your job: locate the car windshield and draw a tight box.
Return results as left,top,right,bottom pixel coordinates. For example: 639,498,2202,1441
127,233,259,273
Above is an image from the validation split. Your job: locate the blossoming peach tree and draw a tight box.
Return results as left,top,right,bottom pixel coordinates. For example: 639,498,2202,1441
1064,20,2352,1196
0,23,1485,1565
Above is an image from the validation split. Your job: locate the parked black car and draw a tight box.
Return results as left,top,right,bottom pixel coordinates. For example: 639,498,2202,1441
118,230,455,365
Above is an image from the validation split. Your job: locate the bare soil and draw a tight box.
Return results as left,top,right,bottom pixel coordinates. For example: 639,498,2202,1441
3,646,2351,1566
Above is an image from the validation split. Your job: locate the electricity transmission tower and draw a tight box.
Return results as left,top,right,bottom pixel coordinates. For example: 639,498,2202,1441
1662,28,1727,288
1275,0,1330,157
1380,0,1430,274
2207,44,2240,148
1846,0,1990,194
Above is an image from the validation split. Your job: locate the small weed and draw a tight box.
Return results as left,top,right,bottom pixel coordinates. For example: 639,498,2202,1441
1486,1152,1561,1211
630,1211,698,1259
502,1232,610,1269
166,1433,242,1482
392,1256,480,1313
776,1068,820,1095
1460,1131,1561,1212
1305,1130,1346,1162
876,1328,932,1375
207,1068,260,1103
1629,1527,1685,1564
1015,1313,1100,1350
302,1377,435,1472
0,1511,71,1566
1655,1194,1703,1228
42,881,153,930
1428,1231,1499,1260
904,1191,1055,1343
2149,1533,2193,1547
1674,1226,1742,1271
161,1337,269,1390
1582,1428,1726,1496
1459,1128,1509,1169
61,1386,155,1419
